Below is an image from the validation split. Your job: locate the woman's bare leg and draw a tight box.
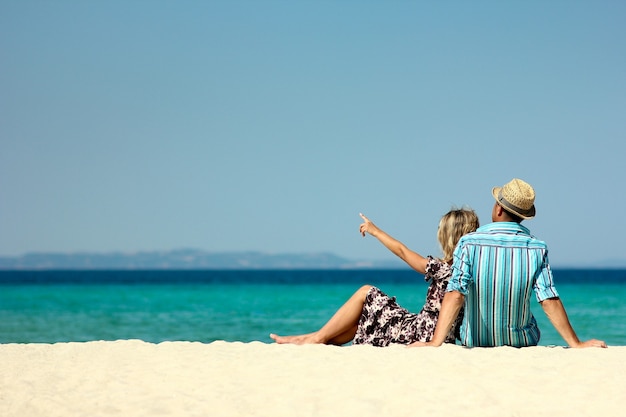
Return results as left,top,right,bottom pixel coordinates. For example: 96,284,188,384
270,285,372,345
326,325,359,345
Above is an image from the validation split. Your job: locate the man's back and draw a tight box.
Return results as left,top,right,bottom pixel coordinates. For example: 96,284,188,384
448,222,559,347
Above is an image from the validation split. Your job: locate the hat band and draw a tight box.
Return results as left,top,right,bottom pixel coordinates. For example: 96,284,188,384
497,190,534,216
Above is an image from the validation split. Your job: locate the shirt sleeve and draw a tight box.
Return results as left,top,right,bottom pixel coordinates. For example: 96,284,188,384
533,252,560,302
446,240,472,295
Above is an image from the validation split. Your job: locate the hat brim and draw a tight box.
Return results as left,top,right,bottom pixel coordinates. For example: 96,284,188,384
492,187,536,220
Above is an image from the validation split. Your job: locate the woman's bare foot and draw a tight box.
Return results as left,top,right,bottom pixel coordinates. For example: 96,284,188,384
269,332,323,344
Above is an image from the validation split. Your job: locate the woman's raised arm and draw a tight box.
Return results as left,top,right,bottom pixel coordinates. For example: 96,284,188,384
359,213,428,274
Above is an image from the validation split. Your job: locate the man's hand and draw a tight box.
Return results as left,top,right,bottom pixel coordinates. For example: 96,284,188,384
570,339,608,348
407,341,438,348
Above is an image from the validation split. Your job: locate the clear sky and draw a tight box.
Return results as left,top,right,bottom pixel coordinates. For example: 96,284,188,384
1,1,625,267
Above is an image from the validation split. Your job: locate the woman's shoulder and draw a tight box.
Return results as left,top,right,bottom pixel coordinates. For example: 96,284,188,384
425,256,452,281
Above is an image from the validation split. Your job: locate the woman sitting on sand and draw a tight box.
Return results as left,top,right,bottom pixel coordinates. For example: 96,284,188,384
270,209,479,346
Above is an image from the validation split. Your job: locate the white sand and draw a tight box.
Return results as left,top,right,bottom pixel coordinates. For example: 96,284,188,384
1,340,624,417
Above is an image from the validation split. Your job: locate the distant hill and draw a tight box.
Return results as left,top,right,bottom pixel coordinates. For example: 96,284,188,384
1,250,623,270
0,249,403,270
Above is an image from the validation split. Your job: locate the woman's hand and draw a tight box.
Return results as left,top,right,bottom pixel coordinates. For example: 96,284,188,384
359,213,380,237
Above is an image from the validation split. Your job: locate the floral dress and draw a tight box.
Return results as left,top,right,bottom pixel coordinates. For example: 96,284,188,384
352,256,462,346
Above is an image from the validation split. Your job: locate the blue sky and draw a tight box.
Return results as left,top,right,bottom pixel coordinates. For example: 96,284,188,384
1,1,625,267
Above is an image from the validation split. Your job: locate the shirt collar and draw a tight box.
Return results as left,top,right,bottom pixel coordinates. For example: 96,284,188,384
478,221,531,235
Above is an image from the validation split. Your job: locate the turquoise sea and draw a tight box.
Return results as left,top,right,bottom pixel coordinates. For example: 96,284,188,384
1,269,625,346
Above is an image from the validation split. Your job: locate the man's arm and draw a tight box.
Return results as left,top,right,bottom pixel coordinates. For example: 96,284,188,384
540,297,607,348
409,290,464,347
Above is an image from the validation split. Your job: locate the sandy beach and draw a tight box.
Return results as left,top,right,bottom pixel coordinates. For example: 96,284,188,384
1,340,624,417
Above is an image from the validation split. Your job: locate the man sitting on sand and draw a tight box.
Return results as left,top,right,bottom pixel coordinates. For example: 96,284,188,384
410,178,607,349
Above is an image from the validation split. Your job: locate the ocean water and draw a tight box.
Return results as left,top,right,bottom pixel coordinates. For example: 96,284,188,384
1,269,625,346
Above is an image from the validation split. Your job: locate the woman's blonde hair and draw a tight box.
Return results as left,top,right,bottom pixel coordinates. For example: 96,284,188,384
437,208,480,262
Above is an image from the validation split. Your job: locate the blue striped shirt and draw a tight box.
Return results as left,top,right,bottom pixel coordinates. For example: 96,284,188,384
447,222,559,347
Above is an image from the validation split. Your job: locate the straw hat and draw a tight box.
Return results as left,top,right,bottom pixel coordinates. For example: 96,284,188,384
491,178,536,219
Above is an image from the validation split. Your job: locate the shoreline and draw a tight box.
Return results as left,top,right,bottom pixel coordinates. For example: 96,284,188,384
1,340,624,417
